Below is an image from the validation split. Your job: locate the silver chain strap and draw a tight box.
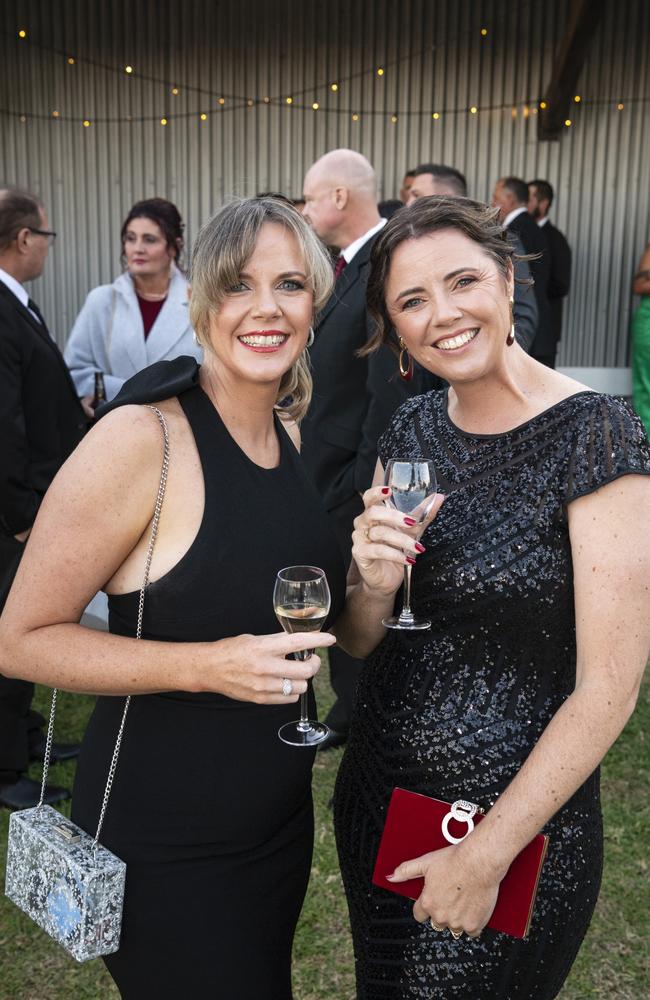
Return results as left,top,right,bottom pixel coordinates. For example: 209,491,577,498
38,406,170,850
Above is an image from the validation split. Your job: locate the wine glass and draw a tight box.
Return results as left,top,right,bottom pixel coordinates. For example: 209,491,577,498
274,565,331,747
381,459,438,631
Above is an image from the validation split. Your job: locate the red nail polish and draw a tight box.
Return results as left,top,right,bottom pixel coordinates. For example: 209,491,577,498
404,516,416,526
406,556,416,565
381,487,390,495
415,542,426,553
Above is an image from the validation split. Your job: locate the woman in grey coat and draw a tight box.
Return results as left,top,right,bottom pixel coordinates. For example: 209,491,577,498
65,198,202,404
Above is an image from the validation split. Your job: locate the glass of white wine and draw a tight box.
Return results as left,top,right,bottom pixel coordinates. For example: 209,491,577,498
274,565,331,747
382,459,438,631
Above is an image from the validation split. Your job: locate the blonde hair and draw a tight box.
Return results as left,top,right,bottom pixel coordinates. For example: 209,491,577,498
189,197,333,422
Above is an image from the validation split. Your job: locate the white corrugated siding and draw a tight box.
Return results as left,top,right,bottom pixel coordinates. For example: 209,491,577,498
1,0,648,365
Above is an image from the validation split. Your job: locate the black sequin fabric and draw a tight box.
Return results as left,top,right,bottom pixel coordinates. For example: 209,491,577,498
334,390,650,1000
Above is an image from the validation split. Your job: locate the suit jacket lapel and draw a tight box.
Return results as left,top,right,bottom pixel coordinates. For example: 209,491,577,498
317,237,375,329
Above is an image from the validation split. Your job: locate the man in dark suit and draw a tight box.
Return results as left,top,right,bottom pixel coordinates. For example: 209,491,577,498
406,163,538,355
301,149,410,747
528,179,572,358
0,187,87,809
492,176,554,367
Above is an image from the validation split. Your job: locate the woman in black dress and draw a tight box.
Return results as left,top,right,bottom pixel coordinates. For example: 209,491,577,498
333,197,650,998
1,197,345,998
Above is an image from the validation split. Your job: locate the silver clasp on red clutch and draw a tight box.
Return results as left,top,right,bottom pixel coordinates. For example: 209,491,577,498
441,799,481,845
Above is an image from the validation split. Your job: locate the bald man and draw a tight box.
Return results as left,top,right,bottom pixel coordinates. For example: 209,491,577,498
301,149,409,748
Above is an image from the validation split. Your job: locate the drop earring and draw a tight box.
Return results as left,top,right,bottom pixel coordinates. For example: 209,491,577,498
398,337,413,381
506,296,515,346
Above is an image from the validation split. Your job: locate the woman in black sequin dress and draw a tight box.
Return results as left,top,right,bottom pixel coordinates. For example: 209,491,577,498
333,198,650,999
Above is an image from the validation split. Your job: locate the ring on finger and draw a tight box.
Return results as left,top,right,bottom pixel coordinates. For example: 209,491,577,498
281,677,293,697
364,524,372,542
450,928,463,940
430,921,445,932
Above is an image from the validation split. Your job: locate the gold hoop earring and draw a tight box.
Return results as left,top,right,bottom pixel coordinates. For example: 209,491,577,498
398,337,413,381
506,296,515,346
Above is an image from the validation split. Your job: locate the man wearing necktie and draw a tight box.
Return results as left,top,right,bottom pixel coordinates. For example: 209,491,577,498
0,187,87,809
301,150,411,749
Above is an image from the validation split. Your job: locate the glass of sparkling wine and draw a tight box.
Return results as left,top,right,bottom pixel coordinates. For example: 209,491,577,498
382,459,438,631
274,565,331,747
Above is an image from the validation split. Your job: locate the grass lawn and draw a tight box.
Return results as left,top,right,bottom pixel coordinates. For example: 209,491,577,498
1,670,648,999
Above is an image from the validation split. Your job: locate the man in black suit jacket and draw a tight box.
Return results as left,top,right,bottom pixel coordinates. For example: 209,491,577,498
301,150,410,746
528,179,572,357
0,187,87,809
493,176,554,367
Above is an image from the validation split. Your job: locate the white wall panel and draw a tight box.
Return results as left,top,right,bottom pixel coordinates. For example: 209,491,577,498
0,0,648,367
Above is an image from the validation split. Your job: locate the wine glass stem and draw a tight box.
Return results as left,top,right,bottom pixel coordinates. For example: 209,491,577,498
399,563,414,622
295,649,311,731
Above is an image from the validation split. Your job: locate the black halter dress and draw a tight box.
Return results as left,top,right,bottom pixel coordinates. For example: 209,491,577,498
71,378,346,999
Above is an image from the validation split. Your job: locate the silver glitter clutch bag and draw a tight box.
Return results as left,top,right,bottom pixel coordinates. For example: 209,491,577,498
5,406,169,962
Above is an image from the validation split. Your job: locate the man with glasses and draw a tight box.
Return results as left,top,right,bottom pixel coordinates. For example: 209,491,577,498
0,186,86,809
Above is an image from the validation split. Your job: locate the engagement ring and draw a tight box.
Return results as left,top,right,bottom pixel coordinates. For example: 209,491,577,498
282,678,293,697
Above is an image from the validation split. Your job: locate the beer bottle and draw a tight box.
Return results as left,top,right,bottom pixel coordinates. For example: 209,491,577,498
91,370,106,410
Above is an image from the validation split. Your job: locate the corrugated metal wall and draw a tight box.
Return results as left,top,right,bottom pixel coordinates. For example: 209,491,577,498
1,0,648,366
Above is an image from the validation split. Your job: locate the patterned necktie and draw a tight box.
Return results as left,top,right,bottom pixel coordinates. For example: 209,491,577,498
334,254,347,279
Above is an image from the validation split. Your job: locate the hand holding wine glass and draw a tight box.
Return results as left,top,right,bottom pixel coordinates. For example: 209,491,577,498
274,566,332,747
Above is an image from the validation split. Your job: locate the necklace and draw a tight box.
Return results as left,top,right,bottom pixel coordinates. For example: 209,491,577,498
133,271,172,302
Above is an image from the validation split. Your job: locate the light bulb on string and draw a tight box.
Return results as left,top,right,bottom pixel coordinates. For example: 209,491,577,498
391,114,398,123
574,95,581,103
470,106,478,114
52,110,60,118
18,29,27,39
540,100,547,110
432,112,440,120
312,102,319,110
171,87,179,96
352,113,359,121
83,119,91,127
564,119,571,127
67,56,75,65
160,117,168,126
125,65,133,74
218,97,225,105
377,67,384,76
200,113,207,121
330,83,338,92
286,97,293,104
617,102,624,110
480,28,488,36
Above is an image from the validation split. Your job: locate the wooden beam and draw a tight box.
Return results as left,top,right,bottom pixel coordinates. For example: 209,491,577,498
538,0,606,140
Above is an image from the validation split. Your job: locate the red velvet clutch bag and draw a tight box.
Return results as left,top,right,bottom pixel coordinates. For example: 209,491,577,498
372,787,549,938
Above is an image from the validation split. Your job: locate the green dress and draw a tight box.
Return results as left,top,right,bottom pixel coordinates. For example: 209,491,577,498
632,295,650,438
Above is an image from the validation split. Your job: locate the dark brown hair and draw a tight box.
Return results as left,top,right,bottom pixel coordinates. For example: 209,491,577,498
120,197,184,263
363,196,525,357
0,187,43,251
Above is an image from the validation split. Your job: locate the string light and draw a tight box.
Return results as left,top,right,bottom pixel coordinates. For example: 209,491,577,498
247,99,254,107
200,112,207,120
82,119,91,127
391,114,398,123
352,113,359,121
617,102,624,110
330,83,338,92
376,67,384,76
511,107,517,119
52,110,60,118
312,102,319,110
218,97,226,105
67,56,75,65
286,97,293,104
540,100,547,109
125,65,133,74
263,96,270,103
523,105,530,118
470,106,478,114
574,95,581,103
19,115,27,123
171,87,179,96
160,117,168,125
18,29,27,39
564,119,571,127
480,28,488,36
432,112,440,120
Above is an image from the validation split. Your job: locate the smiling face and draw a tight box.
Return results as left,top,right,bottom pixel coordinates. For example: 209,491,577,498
123,217,175,279
204,222,313,389
385,229,513,385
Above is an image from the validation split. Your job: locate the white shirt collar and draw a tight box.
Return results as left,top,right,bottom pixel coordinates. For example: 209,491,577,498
503,206,529,229
537,216,550,228
0,267,29,309
342,218,387,264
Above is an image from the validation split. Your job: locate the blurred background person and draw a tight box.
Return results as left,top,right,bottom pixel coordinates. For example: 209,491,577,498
399,169,415,204
632,242,650,437
0,186,86,810
65,197,201,409
378,199,404,220
493,176,553,366
405,163,467,204
301,148,408,749
528,179,572,359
